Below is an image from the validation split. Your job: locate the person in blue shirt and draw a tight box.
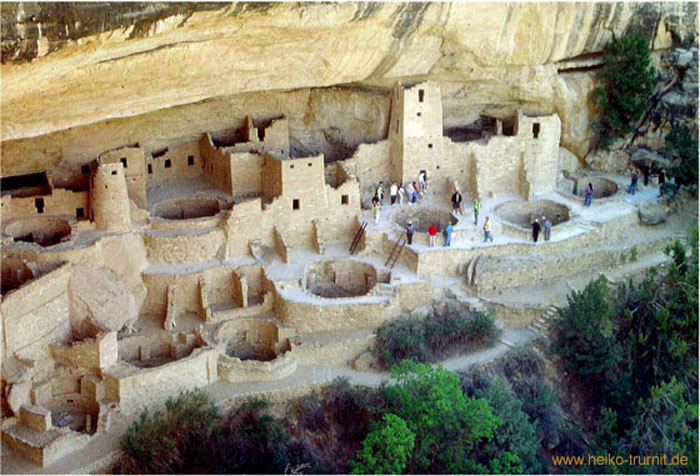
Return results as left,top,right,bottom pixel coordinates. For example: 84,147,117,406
443,222,453,247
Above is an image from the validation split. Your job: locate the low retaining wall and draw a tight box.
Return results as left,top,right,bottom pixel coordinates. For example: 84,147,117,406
218,352,297,382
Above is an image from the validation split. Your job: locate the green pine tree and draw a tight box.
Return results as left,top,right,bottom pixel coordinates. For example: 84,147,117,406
592,33,657,150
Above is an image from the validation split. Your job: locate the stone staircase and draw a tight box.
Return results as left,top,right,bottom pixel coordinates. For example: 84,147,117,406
528,305,559,338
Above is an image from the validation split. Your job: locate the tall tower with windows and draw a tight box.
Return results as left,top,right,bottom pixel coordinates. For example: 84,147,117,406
388,80,443,184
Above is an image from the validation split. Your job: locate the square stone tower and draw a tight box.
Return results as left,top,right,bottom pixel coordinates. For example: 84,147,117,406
388,80,443,184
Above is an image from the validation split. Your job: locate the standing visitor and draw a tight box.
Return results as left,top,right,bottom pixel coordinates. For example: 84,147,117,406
472,198,481,225
451,190,463,214
532,219,541,243
390,182,398,205
542,216,552,242
376,181,385,204
483,216,494,242
628,172,639,195
406,220,415,245
428,223,438,247
412,182,419,203
418,171,427,195
398,184,405,205
406,182,415,205
372,196,381,224
443,222,453,247
583,183,594,207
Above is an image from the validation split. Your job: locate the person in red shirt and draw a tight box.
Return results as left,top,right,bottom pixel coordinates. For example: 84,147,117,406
428,223,438,247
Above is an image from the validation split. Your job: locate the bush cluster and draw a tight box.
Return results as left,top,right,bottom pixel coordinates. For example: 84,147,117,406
118,389,217,474
375,307,500,368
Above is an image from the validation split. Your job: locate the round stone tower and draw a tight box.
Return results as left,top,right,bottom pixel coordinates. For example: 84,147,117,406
91,162,132,232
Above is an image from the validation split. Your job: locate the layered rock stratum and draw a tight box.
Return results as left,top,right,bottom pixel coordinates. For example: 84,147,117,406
1,2,697,176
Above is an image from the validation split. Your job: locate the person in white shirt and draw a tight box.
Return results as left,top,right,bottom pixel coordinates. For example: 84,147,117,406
390,182,398,205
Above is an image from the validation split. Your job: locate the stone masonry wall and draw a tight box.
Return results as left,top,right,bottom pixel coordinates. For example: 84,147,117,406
1,263,72,361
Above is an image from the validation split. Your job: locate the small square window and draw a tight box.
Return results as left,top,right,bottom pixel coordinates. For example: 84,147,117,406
341,195,349,205
120,157,128,168
308,162,313,167
165,159,172,168
417,112,422,117
147,164,153,174
290,164,295,169
428,143,433,149
111,170,117,175
292,199,300,210
81,165,90,174
187,155,194,166
76,207,85,218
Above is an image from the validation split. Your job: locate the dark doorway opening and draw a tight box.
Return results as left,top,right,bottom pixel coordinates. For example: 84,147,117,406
35,198,45,214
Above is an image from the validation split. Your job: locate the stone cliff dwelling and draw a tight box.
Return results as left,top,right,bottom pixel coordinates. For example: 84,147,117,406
0,79,691,468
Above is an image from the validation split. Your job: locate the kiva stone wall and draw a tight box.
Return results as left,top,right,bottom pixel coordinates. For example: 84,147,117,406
103,347,219,414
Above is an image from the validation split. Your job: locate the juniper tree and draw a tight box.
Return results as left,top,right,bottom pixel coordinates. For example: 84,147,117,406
592,33,657,150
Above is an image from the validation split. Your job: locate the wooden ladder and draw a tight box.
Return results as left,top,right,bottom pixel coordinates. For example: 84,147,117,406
349,221,368,255
385,236,406,268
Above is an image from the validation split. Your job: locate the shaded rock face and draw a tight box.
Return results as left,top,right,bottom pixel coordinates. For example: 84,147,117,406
1,2,250,63
0,2,697,174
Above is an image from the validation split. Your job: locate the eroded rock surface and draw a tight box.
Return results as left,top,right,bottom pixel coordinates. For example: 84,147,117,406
1,1,696,169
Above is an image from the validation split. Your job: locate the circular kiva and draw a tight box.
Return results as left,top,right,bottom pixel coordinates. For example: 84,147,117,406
4,216,71,247
495,200,571,229
573,177,619,199
394,207,459,233
305,260,380,298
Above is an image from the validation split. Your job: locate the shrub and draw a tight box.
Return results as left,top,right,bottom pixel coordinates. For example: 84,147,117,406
374,316,431,367
550,276,619,386
385,360,500,473
473,377,541,473
194,397,318,474
118,388,217,474
375,307,500,368
664,122,698,195
465,309,501,348
349,413,415,474
322,378,385,442
629,245,638,262
289,392,328,433
424,308,499,359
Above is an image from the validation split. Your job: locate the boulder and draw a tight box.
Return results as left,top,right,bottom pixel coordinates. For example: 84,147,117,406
7,382,31,416
638,202,668,225
352,351,380,372
68,265,138,339
1,357,34,384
